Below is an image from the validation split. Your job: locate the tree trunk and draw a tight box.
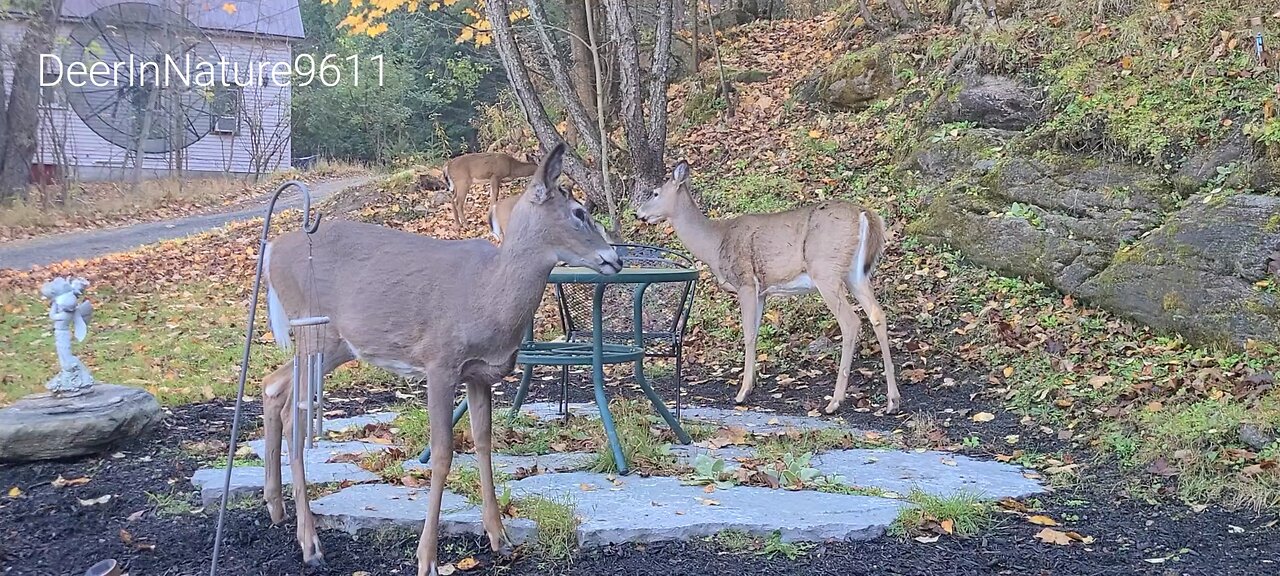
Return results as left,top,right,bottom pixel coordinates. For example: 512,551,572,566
602,0,669,202
884,0,919,25
485,0,605,206
525,0,599,159
0,0,63,202
565,0,598,147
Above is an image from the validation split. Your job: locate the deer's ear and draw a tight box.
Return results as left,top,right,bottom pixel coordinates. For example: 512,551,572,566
529,143,567,204
673,161,689,184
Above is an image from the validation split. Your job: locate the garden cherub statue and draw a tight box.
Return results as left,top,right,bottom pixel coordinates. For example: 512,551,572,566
40,276,96,396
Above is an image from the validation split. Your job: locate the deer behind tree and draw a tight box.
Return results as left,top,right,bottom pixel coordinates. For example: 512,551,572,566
443,152,537,227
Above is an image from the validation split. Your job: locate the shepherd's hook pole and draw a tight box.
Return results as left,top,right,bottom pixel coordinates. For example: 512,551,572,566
209,181,321,576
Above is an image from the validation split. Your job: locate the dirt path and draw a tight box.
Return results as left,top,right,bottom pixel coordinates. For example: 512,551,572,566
0,175,374,271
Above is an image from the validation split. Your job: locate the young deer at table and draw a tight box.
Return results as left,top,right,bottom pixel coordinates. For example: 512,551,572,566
444,151,537,227
636,161,899,414
260,143,621,575
489,186,619,244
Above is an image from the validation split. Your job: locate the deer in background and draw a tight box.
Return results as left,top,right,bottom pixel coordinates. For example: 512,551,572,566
636,161,899,414
260,144,621,575
489,186,619,244
444,151,538,227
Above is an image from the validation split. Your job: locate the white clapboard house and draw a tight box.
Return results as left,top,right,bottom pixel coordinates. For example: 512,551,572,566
3,0,303,181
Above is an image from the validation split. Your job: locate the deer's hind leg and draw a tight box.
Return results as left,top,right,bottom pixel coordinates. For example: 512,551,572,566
262,361,293,523
270,337,353,566
848,276,898,413
451,173,473,227
813,273,863,414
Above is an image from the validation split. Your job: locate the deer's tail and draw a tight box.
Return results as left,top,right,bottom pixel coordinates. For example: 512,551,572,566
443,163,454,195
264,243,293,351
853,209,887,283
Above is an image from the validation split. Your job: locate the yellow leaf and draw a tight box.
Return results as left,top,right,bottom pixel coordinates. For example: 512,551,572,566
429,1,441,9
1034,527,1074,545
221,3,237,15
703,484,716,493
807,129,823,138
1146,400,1164,412
1028,515,1059,526
6,486,20,498
939,519,954,534
456,557,480,571
1087,375,1114,389
971,412,996,423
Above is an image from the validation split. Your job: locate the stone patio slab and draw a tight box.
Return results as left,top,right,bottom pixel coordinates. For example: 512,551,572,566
404,451,597,475
191,463,379,505
311,483,536,544
244,439,395,465
812,449,1044,498
508,471,905,547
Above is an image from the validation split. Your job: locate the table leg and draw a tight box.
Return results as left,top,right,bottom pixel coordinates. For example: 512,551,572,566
506,321,537,422
591,283,629,475
631,283,691,445
417,396,469,464
507,365,533,421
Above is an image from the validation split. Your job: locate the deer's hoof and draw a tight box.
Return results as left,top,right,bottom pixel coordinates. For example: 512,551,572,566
885,399,901,414
303,553,325,568
822,401,841,415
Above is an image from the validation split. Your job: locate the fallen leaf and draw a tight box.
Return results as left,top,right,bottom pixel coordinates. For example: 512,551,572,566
127,509,146,522
913,535,939,543
703,484,716,493
808,129,823,138
1087,375,1114,389
78,494,113,506
971,412,996,423
579,483,596,492
6,486,20,498
939,519,955,534
456,557,480,571
695,497,719,506
1034,528,1074,545
51,475,91,488
437,564,457,576
1028,515,1060,526
1002,366,1015,378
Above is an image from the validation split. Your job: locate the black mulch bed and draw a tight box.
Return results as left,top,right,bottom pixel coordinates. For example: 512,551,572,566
2,373,1278,576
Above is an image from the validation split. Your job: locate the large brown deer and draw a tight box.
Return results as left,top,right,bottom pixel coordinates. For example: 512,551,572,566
636,161,899,414
444,151,537,227
489,187,619,244
260,144,620,575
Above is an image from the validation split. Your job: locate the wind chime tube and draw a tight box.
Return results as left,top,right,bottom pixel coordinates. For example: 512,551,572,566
304,345,314,450
313,350,326,439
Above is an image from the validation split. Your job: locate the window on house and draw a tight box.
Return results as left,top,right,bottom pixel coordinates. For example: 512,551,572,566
40,65,66,109
210,86,242,135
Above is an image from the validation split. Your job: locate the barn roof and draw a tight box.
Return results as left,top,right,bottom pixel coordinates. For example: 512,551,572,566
60,0,304,39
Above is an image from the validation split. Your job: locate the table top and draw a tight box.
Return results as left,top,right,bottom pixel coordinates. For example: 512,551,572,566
549,265,700,284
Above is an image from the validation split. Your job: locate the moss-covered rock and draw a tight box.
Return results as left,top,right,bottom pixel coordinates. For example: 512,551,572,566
793,46,898,111
929,75,1047,131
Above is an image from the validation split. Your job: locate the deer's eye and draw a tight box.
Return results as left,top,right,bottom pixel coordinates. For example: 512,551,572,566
572,208,589,223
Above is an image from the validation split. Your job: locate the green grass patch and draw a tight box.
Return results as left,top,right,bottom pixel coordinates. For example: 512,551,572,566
708,529,814,560
514,495,578,561
890,489,991,538
146,491,199,517
0,282,391,406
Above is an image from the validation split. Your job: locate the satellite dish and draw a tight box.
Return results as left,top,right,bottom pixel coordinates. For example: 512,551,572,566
61,2,229,155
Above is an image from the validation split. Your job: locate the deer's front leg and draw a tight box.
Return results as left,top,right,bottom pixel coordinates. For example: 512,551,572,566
488,176,501,206
417,372,458,576
734,292,765,405
262,362,291,524
466,379,511,556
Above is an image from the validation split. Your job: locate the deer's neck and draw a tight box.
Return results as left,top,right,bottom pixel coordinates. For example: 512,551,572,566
485,240,558,324
669,192,725,273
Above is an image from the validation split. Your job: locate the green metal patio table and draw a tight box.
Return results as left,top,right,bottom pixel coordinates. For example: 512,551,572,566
418,265,697,475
